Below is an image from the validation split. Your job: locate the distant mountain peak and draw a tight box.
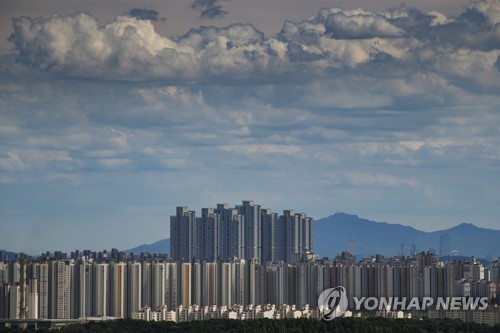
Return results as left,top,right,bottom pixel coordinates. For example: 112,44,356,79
455,222,477,228
313,213,499,259
124,239,169,254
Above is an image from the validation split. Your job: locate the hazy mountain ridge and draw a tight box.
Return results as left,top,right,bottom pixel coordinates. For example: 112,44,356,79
124,239,170,254
314,213,500,259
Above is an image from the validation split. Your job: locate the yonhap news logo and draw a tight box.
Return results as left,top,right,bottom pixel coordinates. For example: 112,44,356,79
318,286,490,320
318,286,348,321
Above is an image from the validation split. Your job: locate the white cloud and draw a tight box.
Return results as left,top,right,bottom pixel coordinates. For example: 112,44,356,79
0,149,74,174
469,0,500,26
0,151,28,172
427,11,449,26
325,13,406,39
220,144,302,155
109,128,128,148
344,171,420,188
98,158,132,168
5,0,498,89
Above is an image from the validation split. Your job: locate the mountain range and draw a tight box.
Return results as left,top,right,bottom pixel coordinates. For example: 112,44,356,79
125,239,170,254
314,213,499,259
123,213,499,259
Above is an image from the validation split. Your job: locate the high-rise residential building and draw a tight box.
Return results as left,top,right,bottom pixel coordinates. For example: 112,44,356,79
231,258,247,306
237,201,261,261
170,207,196,262
180,263,191,307
48,261,70,319
308,261,323,307
109,262,126,318
72,259,92,319
266,261,288,306
92,263,108,317
202,262,218,306
141,262,151,308
282,210,312,264
219,262,232,307
151,262,165,309
248,259,262,306
127,262,142,317
34,263,49,319
261,209,282,263
26,278,38,319
191,262,202,306
165,262,178,309
8,284,20,319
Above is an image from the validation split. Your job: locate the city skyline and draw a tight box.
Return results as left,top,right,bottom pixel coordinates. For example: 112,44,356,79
1,250,499,324
1,0,500,254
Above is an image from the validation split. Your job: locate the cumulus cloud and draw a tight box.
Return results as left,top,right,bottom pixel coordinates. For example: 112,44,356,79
191,0,229,19
2,0,500,180
5,0,500,91
469,0,500,26
324,12,406,39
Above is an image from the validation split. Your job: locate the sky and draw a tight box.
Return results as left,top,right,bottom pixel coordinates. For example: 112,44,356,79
1,0,499,254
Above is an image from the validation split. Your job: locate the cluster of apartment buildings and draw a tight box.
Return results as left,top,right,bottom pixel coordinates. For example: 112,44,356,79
1,251,499,324
170,201,313,264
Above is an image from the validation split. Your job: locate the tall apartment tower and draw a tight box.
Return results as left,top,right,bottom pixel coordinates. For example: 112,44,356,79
261,209,282,263
170,207,196,261
126,262,142,317
92,263,108,317
165,262,178,309
141,262,151,308
202,262,218,306
109,262,126,318
48,261,70,319
219,262,232,306
26,279,38,319
232,258,248,306
282,210,313,264
191,262,202,306
71,259,92,319
8,285,20,319
150,262,165,309
237,201,261,262
199,208,218,262
33,263,49,319
180,263,191,307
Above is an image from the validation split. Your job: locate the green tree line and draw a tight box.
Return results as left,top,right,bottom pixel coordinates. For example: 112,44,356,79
1,317,499,333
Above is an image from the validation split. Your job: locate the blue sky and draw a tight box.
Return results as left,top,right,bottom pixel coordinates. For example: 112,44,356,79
1,0,499,254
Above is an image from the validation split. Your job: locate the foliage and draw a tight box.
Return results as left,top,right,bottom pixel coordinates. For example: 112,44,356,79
1,317,499,333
